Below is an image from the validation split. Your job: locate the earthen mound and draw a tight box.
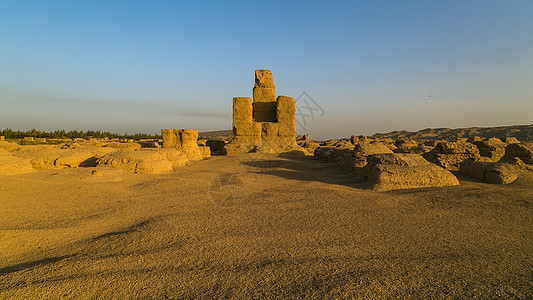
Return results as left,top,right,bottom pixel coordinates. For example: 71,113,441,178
0,155,35,175
363,153,460,191
97,150,173,174
423,141,479,170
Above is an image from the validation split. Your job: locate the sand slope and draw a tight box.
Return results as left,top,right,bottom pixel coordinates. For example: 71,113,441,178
1,154,532,298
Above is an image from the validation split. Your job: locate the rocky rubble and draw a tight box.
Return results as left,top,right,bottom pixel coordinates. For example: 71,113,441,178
314,138,459,191
423,141,480,170
459,142,533,184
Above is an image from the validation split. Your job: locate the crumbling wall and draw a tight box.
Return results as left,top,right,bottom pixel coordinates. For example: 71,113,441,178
252,70,277,122
161,129,210,159
223,70,303,155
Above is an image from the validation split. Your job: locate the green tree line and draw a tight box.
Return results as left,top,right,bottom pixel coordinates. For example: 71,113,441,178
0,128,162,140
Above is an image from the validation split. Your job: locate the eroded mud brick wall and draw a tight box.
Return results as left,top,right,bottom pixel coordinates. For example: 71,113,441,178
231,70,296,141
161,129,202,157
224,69,300,154
232,97,261,137
252,70,277,122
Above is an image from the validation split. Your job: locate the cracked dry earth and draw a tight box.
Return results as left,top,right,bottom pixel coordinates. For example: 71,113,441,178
1,153,532,298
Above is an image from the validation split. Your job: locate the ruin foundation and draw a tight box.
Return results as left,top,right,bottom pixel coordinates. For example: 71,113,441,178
223,70,304,155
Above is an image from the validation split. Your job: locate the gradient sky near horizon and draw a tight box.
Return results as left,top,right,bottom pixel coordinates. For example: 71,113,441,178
1,1,532,139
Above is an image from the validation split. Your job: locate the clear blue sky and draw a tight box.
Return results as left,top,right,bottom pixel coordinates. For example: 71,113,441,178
1,0,532,139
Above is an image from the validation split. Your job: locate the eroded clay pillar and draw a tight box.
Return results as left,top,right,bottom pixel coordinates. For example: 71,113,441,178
161,129,206,158
253,70,277,122
232,97,261,137
276,96,296,137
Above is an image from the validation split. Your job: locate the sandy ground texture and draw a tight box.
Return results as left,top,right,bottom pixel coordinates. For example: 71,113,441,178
1,153,532,298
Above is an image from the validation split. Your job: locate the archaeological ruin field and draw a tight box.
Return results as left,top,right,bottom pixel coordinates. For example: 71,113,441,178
1,71,532,298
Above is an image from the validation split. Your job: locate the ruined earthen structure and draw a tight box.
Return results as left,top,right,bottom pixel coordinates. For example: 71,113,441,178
161,129,210,159
223,70,303,154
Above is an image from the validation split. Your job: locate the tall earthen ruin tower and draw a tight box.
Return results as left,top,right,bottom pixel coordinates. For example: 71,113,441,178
223,70,302,154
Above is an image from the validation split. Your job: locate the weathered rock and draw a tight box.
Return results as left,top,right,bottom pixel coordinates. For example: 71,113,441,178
350,135,369,144
54,150,99,168
296,134,310,142
423,141,480,170
61,142,81,149
97,150,173,174
323,140,340,146
157,148,189,167
394,139,418,150
11,145,112,169
424,140,439,147
503,137,520,144
502,142,533,164
459,157,494,181
485,163,520,184
474,137,507,162
339,143,394,173
0,155,35,175
298,141,320,154
199,146,211,158
353,143,393,157
393,139,433,154
363,153,460,191
137,141,161,148
467,136,483,143
379,138,395,144
104,142,142,150
460,157,533,184
314,146,336,161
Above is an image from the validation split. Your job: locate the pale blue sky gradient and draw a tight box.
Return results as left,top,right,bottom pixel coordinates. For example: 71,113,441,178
1,1,532,139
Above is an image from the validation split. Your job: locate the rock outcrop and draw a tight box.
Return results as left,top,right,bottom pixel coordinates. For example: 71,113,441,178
502,142,533,164
104,142,142,150
423,141,479,170
339,143,394,173
474,137,507,162
363,153,460,191
460,157,533,184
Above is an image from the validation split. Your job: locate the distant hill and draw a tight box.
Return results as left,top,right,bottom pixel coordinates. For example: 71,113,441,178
371,124,533,142
199,124,533,142
198,130,233,139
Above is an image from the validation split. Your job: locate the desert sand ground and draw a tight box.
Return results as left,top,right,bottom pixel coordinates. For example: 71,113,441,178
1,153,532,298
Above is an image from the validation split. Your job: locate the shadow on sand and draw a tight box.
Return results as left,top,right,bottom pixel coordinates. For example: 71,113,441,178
239,153,372,189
